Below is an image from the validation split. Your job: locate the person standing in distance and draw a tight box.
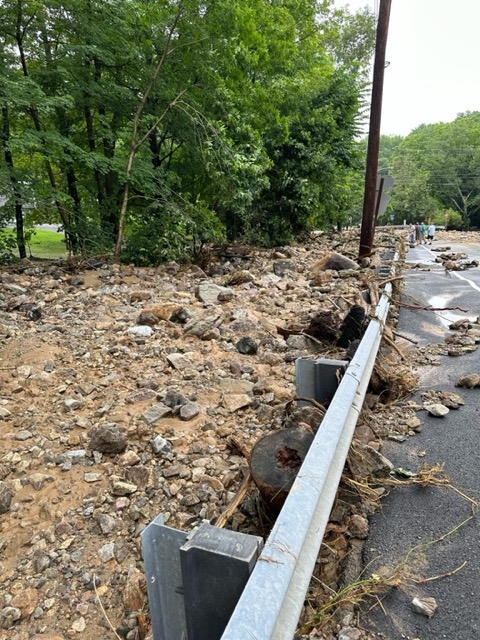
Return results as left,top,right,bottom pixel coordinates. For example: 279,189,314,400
427,223,436,245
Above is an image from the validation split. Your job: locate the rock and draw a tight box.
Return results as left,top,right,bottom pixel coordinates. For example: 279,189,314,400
141,403,172,425
137,304,184,325
348,515,369,539
126,465,150,489
166,353,193,370
309,252,359,275
236,337,259,355
89,424,128,454
98,542,116,563
64,398,82,411
128,325,154,337
273,260,296,277
222,394,253,413
455,374,480,388
123,567,147,612
11,588,39,619
94,513,117,535
348,444,394,478
412,596,438,618
338,628,362,640
0,606,22,628
424,403,449,417
151,436,173,456
184,309,223,338
179,402,200,421
0,407,11,419
112,481,138,496
195,282,234,305
71,617,86,632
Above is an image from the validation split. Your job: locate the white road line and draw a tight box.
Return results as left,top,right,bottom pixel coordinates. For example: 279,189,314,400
450,271,480,293
415,244,480,294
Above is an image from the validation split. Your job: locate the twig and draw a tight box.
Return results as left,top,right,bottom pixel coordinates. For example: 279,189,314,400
392,329,418,344
412,560,467,583
382,334,406,359
93,573,123,640
214,472,252,528
395,300,468,312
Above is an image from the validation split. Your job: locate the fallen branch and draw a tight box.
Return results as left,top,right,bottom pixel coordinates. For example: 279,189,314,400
214,472,252,528
392,329,418,344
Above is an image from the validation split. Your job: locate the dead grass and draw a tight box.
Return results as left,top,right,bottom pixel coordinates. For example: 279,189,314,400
298,463,477,636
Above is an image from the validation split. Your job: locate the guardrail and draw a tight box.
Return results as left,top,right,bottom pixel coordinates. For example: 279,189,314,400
220,283,392,640
142,278,394,640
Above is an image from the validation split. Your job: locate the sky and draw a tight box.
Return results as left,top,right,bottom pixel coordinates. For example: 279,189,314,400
336,0,480,136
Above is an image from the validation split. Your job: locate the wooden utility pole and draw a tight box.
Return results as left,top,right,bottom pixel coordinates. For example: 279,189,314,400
359,0,392,258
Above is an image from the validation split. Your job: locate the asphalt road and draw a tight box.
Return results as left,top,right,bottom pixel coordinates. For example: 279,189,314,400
363,239,480,640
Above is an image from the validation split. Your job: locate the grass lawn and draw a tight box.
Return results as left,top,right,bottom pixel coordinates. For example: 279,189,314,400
2,227,67,260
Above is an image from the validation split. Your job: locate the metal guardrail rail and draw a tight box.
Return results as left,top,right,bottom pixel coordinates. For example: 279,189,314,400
220,283,392,640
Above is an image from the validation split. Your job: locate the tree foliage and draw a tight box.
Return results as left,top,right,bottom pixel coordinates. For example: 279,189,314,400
382,113,480,228
0,0,376,262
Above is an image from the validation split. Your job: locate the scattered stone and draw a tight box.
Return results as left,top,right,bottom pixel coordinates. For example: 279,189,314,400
98,542,116,562
179,402,200,421
128,325,154,337
348,515,369,539
222,394,253,413
348,444,394,478
236,337,259,355
89,424,128,454
112,481,138,496
64,398,82,411
424,403,449,417
338,628,362,640
273,260,296,277
141,403,172,425
195,282,234,304
151,436,173,456
123,567,147,612
0,482,14,514
455,374,480,388
412,596,438,618
309,252,359,275
166,353,193,370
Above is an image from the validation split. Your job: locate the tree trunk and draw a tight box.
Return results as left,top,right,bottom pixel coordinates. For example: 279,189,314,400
15,6,75,251
249,426,314,514
1,105,27,259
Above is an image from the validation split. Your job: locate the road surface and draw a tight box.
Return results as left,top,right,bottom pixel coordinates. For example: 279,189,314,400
363,239,480,640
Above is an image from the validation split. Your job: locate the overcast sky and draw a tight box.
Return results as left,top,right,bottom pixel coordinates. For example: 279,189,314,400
336,0,480,136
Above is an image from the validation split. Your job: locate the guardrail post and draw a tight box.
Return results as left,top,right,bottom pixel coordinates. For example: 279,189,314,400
296,357,348,405
141,517,263,640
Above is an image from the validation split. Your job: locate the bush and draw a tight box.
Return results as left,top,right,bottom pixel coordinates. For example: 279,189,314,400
121,201,225,266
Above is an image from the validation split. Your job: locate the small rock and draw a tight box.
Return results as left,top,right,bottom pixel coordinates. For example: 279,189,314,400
98,542,116,562
222,394,253,413
64,398,82,411
71,616,86,632
424,403,449,417
412,596,438,618
179,402,200,421
141,403,172,425
195,282,234,305
348,515,369,539
89,424,127,454
338,628,362,640
151,436,173,456
11,588,39,618
128,325,154,338
236,337,258,355
123,567,147,612
166,353,193,370
112,481,138,496
455,374,480,388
